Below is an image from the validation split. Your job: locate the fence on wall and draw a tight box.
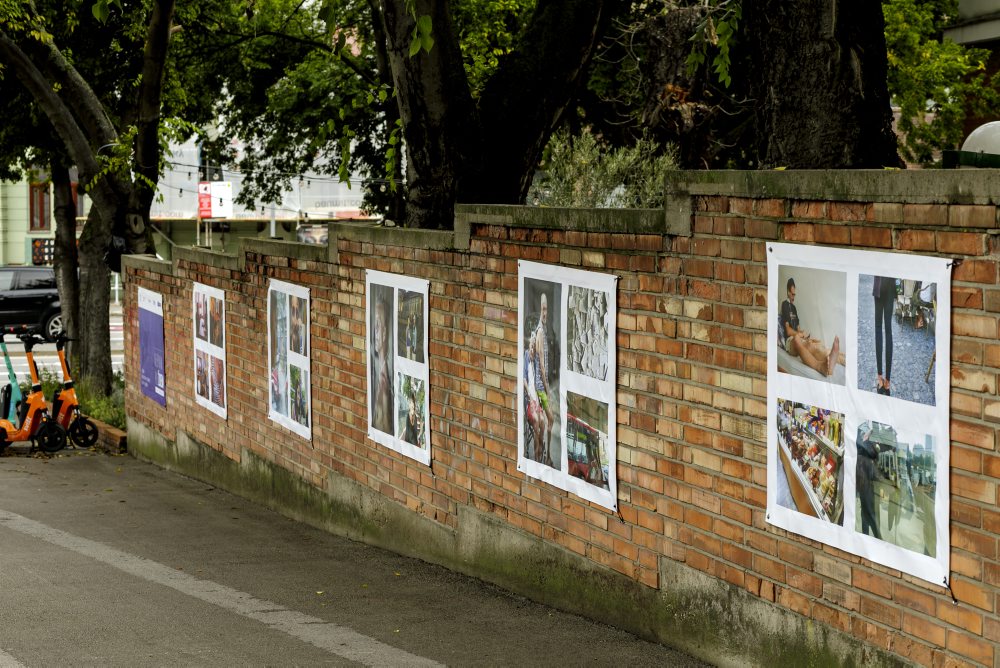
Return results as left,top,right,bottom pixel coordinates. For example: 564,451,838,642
123,170,1000,668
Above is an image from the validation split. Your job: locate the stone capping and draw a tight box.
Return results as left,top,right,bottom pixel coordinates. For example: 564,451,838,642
121,254,172,276
455,204,668,235
327,220,465,264
664,168,1000,205
240,237,329,264
173,245,242,270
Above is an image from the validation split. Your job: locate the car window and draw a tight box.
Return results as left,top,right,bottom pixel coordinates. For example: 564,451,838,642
0,271,13,291
16,270,56,290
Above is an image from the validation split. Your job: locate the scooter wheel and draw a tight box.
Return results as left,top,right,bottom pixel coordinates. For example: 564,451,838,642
35,422,67,453
69,418,99,448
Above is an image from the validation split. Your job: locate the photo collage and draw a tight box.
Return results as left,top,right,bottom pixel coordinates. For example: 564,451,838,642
268,280,311,439
192,283,226,417
366,271,431,466
767,244,950,584
518,261,618,511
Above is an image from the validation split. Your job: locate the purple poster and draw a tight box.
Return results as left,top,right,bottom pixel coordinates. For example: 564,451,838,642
138,287,166,406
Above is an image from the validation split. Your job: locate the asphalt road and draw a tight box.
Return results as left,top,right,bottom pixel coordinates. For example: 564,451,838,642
0,452,708,667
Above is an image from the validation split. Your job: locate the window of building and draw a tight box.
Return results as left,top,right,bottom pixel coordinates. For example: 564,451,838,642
29,183,50,231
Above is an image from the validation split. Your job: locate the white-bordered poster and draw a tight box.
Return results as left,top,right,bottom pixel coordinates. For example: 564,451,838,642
518,261,618,510
767,243,951,586
268,279,311,440
366,270,430,466
192,282,226,418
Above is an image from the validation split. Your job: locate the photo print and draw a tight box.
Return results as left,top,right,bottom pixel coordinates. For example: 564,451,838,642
192,283,226,418
522,277,562,471
857,275,937,406
397,290,426,363
566,392,610,492
775,265,847,385
855,421,937,558
209,296,224,348
567,286,609,381
774,399,845,526
138,287,166,407
767,243,951,585
268,280,311,439
518,261,618,511
396,374,427,450
195,291,208,342
269,289,288,417
367,271,431,465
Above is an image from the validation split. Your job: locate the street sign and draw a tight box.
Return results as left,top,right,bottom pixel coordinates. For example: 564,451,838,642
198,181,233,219
198,182,212,218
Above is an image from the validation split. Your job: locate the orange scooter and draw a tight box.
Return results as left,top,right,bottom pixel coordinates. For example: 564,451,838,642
52,333,98,447
0,329,66,454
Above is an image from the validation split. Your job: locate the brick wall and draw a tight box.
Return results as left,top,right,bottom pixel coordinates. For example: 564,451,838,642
124,170,1000,668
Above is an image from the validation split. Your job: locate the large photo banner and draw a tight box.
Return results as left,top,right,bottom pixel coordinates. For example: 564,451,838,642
767,243,951,585
517,261,618,511
366,270,430,466
192,283,226,418
138,287,166,407
268,280,311,439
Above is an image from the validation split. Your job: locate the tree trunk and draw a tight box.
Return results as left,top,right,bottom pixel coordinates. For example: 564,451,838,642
77,208,113,395
465,0,609,204
744,0,900,168
378,0,477,228
51,163,80,365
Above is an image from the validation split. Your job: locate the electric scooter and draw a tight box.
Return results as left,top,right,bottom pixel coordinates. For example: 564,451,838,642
0,329,23,425
51,333,98,448
0,329,66,454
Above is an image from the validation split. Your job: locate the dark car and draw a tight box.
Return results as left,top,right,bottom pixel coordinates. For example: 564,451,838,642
0,266,63,341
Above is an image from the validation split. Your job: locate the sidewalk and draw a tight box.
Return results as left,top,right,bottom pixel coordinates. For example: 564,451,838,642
0,452,708,667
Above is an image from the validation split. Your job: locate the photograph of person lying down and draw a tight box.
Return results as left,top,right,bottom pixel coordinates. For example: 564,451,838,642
776,266,847,385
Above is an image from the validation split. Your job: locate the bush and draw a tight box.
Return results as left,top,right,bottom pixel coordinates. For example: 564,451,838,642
76,372,126,431
528,128,677,209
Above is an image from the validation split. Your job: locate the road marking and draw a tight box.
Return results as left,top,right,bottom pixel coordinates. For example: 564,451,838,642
0,510,442,667
0,649,25,668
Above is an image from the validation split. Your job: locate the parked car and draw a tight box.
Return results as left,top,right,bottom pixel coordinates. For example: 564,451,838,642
0,266,63,341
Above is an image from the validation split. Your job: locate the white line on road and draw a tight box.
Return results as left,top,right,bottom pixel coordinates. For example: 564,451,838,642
0,649,26,668
0,510,442,668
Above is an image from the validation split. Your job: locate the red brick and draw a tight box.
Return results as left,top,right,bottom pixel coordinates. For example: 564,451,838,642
753,199,786,218
828,202,868,222
902,610,947,647
954,259,998,284
948,204,996,228
782,223,815,242
903,203,948,226
937,231,986,256
815,225,851,245
947,629,994,666
791,201,827,219
745,219,779,239
898,229,937,252
850,226,892,248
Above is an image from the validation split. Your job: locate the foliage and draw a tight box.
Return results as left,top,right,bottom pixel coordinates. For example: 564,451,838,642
77,371,126,429
528,128,676,208
685,0,741,88
883,0,1000,164
452,0,534,96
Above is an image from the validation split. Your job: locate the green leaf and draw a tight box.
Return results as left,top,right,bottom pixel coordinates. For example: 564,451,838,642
408,35,421,57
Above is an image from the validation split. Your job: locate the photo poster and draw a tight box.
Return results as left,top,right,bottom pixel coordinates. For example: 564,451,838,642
365,270,431,466
267,279,312,440
517,261,618,511
138,287,166,407
766,243,951,585
192,282,227,418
